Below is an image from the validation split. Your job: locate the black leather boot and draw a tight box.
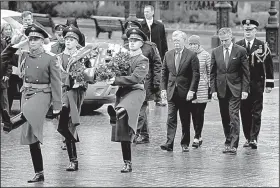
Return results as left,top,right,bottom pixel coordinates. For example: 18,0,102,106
107,105,116,125
2,110,26,133
121,160,132,173
57,106,72,140
66,160,78,171
27,172,44,183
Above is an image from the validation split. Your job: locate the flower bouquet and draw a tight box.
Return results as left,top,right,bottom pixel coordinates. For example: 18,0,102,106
95,44,131,81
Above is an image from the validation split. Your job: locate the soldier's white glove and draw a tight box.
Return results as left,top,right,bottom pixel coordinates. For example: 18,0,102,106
241,92,248,100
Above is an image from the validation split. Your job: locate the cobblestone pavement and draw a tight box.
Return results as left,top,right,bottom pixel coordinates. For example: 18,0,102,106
1,89,279,187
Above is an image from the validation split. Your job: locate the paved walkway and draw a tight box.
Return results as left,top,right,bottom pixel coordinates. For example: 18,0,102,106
1,89,279,187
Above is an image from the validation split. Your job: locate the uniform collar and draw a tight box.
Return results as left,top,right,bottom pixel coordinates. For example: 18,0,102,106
130,49,142,57
63,47,78,56
29,47,44,57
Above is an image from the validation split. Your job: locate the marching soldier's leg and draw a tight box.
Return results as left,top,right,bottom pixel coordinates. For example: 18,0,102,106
57,106,71,139
240,95,252,147
249,94,264,149
121,141,132,173
65,139,78,171
28,141,44,183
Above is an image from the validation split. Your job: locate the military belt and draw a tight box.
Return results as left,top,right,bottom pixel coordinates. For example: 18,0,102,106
23,82,51,89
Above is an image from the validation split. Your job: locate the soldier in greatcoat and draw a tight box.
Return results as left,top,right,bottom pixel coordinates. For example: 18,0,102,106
1,25,62,183
107,28,149,173
236,19,274,149
56,26,91,171
48,23,67,150
123,20,162,144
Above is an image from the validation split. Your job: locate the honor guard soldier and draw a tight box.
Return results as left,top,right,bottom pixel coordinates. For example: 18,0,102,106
108,27,149,173
236,19,274,149
51,24,67,54
1,25,62,182
122,21,162,144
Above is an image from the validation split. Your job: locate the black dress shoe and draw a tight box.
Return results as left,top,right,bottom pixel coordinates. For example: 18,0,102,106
27,173,44,183
66,161,78,171
160,144,173,151
121,160,132,173
249,140,258,149
182,145,189,152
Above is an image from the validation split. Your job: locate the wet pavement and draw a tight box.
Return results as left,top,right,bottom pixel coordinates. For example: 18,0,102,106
1,89,279,187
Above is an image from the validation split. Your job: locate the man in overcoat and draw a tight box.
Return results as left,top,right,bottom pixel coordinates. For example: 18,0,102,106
141,5,168,107
236,19,274,149
160,30,200,152
211,27,250,155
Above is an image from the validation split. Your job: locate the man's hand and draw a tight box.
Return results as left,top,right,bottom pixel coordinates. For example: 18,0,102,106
241,92,248,100
265,87,272,93
212,92,218,100
2,76,9,82
161,90,167,99
106,77,115,85
186,91,195,101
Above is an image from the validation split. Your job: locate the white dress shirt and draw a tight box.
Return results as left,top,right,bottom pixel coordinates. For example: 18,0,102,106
146,18,153,42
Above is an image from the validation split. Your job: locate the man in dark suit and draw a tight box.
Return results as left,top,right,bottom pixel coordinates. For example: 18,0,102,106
236,19,274,149
160,30,200,152
210,27,250,155
141,5,168,107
